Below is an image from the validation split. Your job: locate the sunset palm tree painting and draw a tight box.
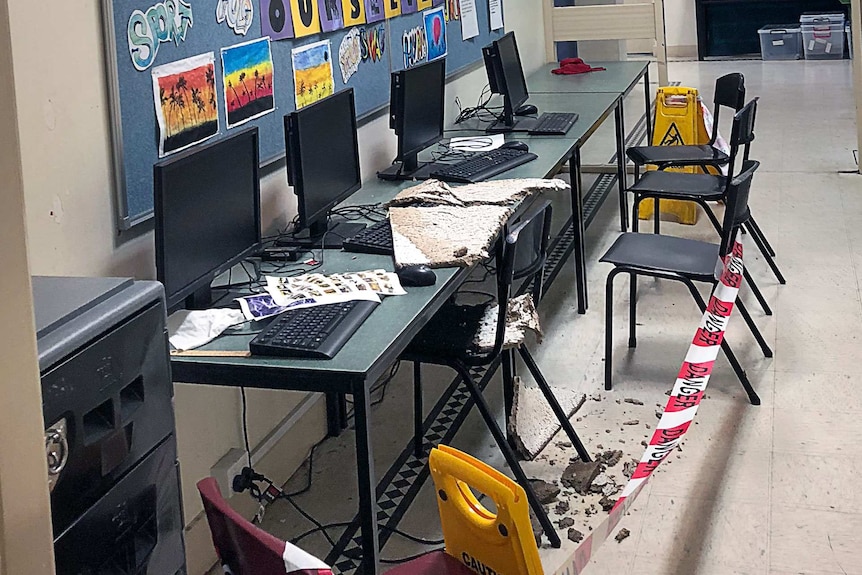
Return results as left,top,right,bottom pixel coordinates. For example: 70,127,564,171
291,39,335,109
221,37,276,127
151,52,219,157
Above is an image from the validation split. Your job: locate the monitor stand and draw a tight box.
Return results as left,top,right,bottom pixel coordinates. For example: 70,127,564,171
377,153,447,182
486,115,540,134
275,218,367,250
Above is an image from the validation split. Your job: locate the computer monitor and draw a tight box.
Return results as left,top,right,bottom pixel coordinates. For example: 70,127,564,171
378,58,446,181
483,32,533,132
154,127,262,312
284,88,365,248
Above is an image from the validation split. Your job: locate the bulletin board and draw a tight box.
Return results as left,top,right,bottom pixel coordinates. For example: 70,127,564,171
102,0,505,230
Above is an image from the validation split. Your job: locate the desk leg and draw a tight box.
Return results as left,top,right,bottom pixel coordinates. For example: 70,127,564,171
614,101,628,232
353,381,380,575
644,68,653,144
570,150,588,314
325,393,343,438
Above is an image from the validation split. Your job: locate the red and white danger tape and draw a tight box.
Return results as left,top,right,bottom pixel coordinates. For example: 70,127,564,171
552,240,744,575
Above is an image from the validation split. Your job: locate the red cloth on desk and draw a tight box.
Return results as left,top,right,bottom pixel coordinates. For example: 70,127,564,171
551,57,607,75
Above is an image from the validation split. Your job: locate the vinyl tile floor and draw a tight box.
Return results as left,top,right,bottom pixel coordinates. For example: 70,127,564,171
238,58,861,575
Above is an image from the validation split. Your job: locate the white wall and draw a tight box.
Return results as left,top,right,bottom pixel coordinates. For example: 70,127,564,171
664,0,698,57
6,1,547,573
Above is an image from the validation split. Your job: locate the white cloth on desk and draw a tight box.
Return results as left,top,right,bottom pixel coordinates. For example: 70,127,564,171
167,308,246,351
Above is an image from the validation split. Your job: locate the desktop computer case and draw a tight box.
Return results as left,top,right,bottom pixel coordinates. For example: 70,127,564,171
33,276,186,575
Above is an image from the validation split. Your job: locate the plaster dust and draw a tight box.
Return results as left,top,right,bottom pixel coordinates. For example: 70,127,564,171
520,389,686,550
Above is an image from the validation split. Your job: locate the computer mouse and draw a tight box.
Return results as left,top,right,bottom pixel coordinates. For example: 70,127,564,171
500,140,530,152
515,103,539,117
396,265,437,287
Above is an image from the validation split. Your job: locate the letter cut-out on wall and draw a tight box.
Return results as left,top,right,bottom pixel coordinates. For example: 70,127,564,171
260,0,295,39
384,0,401,18
317,0,344,32
364,0,385,23
402,25,427,68
416,0,433,10
341,0,367,26
128,0,194,71
290,0,322,37
216,0,254,35
221,37,276,127
400,0,418,14
151,52,219,156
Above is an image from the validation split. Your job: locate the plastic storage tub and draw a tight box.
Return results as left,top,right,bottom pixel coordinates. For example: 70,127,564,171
758,25,803,60
801,13,846,60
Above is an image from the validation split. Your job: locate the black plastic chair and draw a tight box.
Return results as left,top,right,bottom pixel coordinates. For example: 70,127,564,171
401,199,589,549
628,99,785,314
626,73,746,172
601,159,768,406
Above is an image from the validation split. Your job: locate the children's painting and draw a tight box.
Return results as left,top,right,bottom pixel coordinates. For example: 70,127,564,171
260,0,295,40
221,37,275,128
424,6,446,61
292,40,335,108
151,52,219,157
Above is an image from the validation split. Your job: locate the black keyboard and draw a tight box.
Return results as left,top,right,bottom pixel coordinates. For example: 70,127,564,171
249,300,379,359
342,219,393,255
529,112,579,136
430,148,538,183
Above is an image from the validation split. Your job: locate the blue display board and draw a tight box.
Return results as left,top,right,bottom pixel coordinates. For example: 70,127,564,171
103,0,504,229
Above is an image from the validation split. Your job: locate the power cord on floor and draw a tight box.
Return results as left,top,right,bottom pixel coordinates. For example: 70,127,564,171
290,521,444,547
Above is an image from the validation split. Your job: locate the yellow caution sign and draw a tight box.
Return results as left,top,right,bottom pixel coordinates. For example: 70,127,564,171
429,445,544,575
638,86,715,225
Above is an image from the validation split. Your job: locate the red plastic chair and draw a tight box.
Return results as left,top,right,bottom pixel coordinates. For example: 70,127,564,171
197,477,473,575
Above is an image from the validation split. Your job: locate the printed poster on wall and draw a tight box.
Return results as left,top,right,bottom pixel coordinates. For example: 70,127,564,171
151,52,219,157
292,40,335,108
424,6,447,61
489,0,503,30
221,37,276,128
261,0,295,39
459,0,478,39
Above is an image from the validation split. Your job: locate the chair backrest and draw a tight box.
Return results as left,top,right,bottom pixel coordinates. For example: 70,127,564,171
429,445,544,575
709,73,746,143
486,199,553,360
542,0,669,86
724,97,758,178
196,478,331,575
719,159,760,258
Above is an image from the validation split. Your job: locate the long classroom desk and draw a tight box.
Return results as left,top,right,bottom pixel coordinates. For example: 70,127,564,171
173,62,651,575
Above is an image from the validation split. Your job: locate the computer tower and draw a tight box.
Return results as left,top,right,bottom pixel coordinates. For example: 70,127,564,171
33,276,186,574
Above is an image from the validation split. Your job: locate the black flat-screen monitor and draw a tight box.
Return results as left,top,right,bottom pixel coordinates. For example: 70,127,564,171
483,32,531,131
390,58,446,176
154,127,262,311
284,88,364,247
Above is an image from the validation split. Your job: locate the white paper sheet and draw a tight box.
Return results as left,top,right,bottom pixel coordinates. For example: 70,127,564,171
489,0,503,30
448,134,505,152
459,0,480,40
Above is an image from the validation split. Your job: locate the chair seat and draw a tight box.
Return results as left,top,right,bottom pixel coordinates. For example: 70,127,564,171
404,303,491,362
386,550,475,575
600,233,720,279
626,144,729,167
629,170,726,199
